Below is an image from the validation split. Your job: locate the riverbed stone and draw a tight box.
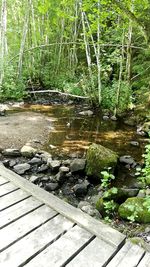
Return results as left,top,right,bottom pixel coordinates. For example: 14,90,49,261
119,155,135,165
29,175,39,183
28,157,42,165
86,143,118,179
73,182,88,197
2,148,21,157
141,121,150,134
70,159,86,173
37,164,49,173
21,145,37,158
118,197,150,223
48,160,61,171
78,201,101,217
37,151,52,163
79,110,93,116
45,183,59,192
130,141,140,147
13,163,31,175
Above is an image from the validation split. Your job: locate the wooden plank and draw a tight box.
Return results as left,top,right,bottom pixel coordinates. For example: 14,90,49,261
0,196,42,229
0,205,57,251
0,189,30,211
138,252,150,267
0,215,74,267
0,176,8,185
106,241,145,267
67,236,117,267
0,182,18,197
0,164,125,248
25,225,93,267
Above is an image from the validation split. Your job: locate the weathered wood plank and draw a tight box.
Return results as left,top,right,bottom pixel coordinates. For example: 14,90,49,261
107,241,145,267
0,196,42,229
25,225,93,267
138,252,150,267
0,164,125,248
0,205,57,251
0,176,8,185
0,189,30,211
0,215,74,267
0,182,18,197
67,236,117,267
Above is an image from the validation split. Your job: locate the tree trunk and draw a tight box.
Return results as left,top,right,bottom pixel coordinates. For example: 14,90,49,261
0,0,7,86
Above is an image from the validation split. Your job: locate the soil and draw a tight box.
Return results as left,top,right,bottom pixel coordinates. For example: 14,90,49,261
0,111,53,149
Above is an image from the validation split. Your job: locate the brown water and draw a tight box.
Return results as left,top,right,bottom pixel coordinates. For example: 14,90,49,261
23,104,145,162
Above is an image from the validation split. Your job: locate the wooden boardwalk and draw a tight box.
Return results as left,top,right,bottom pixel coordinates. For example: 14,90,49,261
0,164,150,267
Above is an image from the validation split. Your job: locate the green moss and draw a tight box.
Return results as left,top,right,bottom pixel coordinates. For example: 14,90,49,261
119,197,150,223
86,143,118,179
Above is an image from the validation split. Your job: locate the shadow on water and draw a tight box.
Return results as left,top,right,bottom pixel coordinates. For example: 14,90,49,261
23,104,145,163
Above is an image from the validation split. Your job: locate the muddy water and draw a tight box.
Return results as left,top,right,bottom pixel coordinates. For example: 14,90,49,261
23,104,145,163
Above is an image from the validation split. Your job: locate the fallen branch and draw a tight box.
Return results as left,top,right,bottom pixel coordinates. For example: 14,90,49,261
28,90,89,99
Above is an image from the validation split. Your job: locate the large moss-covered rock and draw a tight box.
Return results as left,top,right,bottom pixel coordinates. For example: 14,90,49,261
86,143,118,179
118,197,150,223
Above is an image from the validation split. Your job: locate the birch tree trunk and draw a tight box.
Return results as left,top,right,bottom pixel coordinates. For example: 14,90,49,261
18,2,29,79
0,0,7,86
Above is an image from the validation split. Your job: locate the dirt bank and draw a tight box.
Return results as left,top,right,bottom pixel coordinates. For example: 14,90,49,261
0,111,56,149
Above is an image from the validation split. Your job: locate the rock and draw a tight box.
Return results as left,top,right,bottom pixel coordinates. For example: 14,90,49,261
86,143,118,179
103,187,139,203
137,190,146,198
0,109,6,116
102,115,109,121
78,201,101,217
29,175,39,183
21,145,37,158
13,163,31,175
118,197,150,223
28,157,42,165
2,159,10,167
45,183,59,192
110,115,117,121
73,182,88,197
124,117,137,126
37,164,49,173
9,160,17,167
48,160,61,171
79,110,93,116
59,166,70,173
2,148,21,157
37,151,52,163
141,121,150,134
70,159,86,173
130,141,139,147
62,159,71,166
119,155,135,165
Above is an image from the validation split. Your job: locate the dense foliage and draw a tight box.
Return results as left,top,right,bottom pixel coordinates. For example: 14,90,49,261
0,0,150,112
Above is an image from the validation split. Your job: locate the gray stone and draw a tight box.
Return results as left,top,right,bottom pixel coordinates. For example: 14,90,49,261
137,190,146,198
79,110,93,116
9,160,17,167
37,151,52,163
45,183,59,192
119,155,135,165
37,164,49,173
21,145,37,158
62,159,71,166
102,115,109,121
59,166,70,173
13,163,31,174
73,182,88,197
70,159,86,173
130,141,139,147
78,201,101,218
2,148,21,157
110,115,117,121
48,160,61,171
29,175,39,183
28,157,42,165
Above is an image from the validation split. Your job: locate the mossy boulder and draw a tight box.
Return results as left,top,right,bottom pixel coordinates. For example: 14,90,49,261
86,143,118,179
96,197,119,217
118,197,150,223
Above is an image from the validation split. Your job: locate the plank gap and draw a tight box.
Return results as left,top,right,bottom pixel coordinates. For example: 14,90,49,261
0,212,59,253
0,181,10,186
0,187,19,198
0,203,44,230
61,235,96,267
17,224,76,267
0,195,31,212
